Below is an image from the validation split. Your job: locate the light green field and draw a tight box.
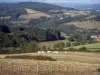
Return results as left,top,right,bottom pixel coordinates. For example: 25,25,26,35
73,43,100,49
64,43,100,51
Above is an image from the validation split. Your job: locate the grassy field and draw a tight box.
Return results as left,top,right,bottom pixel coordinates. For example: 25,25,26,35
38,39,69,48
0,16,11,19
0,52,100,75
19,8,50,20
66,21,100,29
25,8,39,14
72,43,100,49
64,43,100,51
63,10,91,17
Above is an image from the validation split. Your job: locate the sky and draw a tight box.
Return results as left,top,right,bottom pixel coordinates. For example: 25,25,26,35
0,0,100,4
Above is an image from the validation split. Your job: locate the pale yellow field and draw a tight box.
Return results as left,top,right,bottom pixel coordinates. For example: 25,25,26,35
20,13,50,20
38,39,68,47
0,52,100,75
66,21,100,29
25,8,39,14
63,10,91,17
19,8,50,20
0,16,11,19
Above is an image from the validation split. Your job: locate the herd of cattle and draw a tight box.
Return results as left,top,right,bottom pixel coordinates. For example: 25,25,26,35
37,51,68,54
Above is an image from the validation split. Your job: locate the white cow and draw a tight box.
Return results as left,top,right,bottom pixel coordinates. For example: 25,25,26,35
38,51,42,54
47,51,52,53
52,51,59,54
64,51,68,54
38,51,45,54
41,51,45,54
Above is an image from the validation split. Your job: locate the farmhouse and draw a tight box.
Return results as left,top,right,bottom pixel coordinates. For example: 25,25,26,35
91,35,100,42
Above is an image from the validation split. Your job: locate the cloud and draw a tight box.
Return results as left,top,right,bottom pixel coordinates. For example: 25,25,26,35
0,0,100,4
44,0,100,3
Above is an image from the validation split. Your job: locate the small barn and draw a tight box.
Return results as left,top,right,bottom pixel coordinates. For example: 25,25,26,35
91,35,100,42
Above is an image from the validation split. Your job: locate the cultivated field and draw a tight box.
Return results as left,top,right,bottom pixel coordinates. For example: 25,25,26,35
25,8,39,14
19,8,50,20
0,16,11,19
66,21,100,29
63,10,91,17
72,43,100,49
38,39,69,47
0,52,100,75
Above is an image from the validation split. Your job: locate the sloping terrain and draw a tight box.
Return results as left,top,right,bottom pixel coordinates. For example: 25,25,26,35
0,52,100,75
66,21,100,29
25,8,39,14
19,9,50,20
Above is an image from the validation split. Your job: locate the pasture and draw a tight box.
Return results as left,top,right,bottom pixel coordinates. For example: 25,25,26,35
66,21,100,29
0,52,100,75
25,8,39,14
19,8,50,20
72,43,100,49
38,39,69,48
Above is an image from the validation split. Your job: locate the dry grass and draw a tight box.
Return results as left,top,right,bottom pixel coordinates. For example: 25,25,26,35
25,8,39,14
0,52,100,75
0,59,100,75
66,21,100,29
19,13,50,20
63,10,91,17
0,16,11,19
19,8,50,20
38,40,68,47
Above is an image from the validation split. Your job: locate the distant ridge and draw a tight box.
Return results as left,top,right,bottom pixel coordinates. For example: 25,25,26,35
0,2,74,11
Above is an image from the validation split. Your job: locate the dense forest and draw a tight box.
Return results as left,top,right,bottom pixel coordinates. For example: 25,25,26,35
0,24,64,48
0,2,74,17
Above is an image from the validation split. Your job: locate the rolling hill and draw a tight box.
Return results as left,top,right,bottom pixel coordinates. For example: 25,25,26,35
0,2,74,17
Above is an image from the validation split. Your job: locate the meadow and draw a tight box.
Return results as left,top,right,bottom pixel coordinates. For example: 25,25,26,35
19,8,50,20
66,21,100,29
0,52,100,75
71,43,100,50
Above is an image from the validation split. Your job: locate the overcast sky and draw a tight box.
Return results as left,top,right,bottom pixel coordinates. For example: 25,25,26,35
0,0,100,4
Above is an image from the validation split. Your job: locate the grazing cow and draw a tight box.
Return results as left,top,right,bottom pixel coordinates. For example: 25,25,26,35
41,51,45,54
38,51,41,54
52,51,59,54
47,51,52,53
65,51,68,54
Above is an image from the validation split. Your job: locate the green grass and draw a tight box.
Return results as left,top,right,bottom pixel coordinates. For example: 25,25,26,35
5,55,56,61
73,43,100,49
64,43,100,52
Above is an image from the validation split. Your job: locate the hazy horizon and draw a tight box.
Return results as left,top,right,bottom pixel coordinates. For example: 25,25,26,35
0,0,100,4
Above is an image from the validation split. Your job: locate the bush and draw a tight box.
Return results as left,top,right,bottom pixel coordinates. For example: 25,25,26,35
5,55,56,61
0,50,13,54
72,42,80,46
68,48,78,51
97,68,100,72
79,47,87,51
66,42,71,47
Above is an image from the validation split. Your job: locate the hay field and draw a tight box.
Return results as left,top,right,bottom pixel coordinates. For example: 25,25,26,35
25,8,39,14
66,21,100,29
38,39,68,47
0,16,11,19
19,8,50,20
72,43,100,49
63,10,91,17
0,52,100,75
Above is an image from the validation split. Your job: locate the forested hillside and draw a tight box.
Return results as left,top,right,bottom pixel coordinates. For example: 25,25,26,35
0,25,64,48
0,2,74,17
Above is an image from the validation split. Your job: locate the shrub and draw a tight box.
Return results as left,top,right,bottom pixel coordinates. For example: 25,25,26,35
97,68,100,72
5,55,56,61
79,46,87,51
66,42,71,47
0,50,13,54
68,48,77,51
